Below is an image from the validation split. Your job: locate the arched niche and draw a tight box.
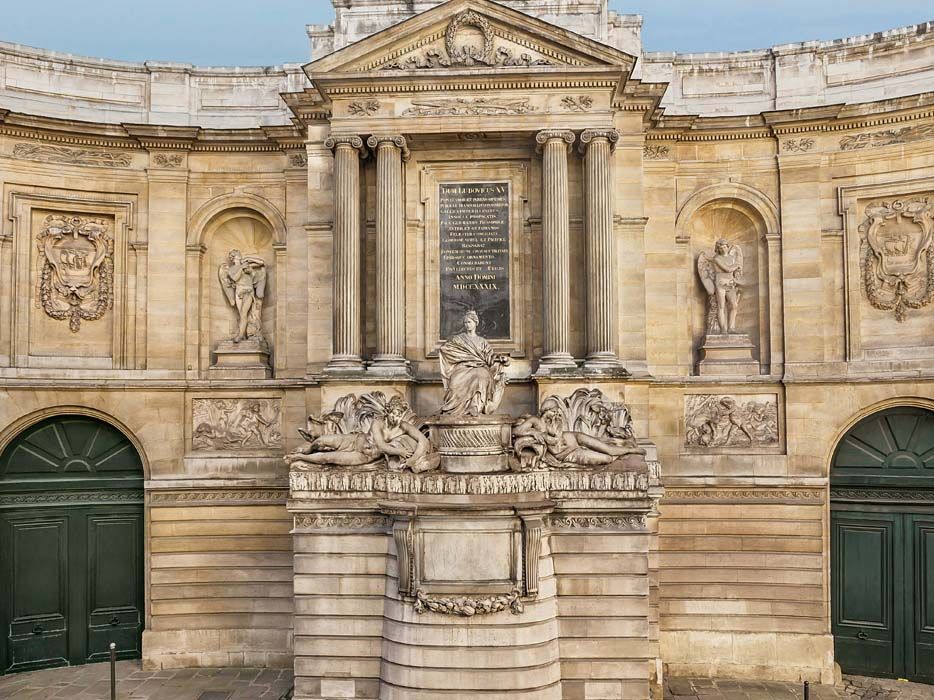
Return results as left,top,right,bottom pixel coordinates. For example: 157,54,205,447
186,194,287,378
676,184,782,376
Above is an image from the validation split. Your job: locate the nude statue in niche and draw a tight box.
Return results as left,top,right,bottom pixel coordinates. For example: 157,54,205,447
286,392,440,473
439,310,510,416
219,249,267,343
697,239,744,334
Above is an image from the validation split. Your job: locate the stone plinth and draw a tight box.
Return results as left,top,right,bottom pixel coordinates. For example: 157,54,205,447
209,340,271,379
426,414,513,473
698,333,760,376
289,466,661,700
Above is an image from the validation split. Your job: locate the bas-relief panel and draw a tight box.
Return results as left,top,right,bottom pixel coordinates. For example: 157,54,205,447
683,393,780,453
840,184,934,363
192,398,282,451
28,209,115,363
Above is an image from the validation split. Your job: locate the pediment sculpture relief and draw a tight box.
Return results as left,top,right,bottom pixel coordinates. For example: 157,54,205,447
380,10,555,70
512,389,645,472
37,214,114,332
286,392,441,474
860,197,934,321
697,239,745,335
218,249,268,344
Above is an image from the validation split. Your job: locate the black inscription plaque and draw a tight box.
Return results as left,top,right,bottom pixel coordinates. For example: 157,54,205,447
439,182,510,340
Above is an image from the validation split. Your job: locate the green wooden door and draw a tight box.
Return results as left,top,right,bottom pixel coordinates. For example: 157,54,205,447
0,416,144,674
831,406,934,684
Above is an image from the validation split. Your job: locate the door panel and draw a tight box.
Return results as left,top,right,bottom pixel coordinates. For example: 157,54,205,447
832,512,900,677
0,415,145,675
3,515,69,673
85,512,142,662
908,516,934,683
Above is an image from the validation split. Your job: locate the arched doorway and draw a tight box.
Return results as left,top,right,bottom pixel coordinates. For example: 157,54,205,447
0,415,144,674
830,405,934,683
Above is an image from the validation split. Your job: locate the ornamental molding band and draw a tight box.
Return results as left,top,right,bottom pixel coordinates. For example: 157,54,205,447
192,398,283,450
684,394,780,449
859,197,934,321
293,514,390,530
830,488,934,504
413,587,524,616
665,488,823,505
379,10,555,71
401,97,537,117
840,123,934,151
0,490,142,507
291,468,648,496
148,489,287,505
548,514,648,530
36,214,114,332
13,143,132,168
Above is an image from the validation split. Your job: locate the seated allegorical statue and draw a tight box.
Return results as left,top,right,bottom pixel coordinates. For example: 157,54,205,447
439,310,510,417
285,392,440,473
512,389,645,471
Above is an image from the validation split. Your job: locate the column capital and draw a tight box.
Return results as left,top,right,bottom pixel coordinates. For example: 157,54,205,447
535,129,576,153
579,128,620,154
324,134,366,153
366,134,411,161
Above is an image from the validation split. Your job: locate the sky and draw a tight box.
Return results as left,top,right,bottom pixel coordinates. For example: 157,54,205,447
0,1,930,66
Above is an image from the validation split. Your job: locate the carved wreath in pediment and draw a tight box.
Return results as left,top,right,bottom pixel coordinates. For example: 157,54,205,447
860,197,934,321
381,10,554,70
36,214,114,332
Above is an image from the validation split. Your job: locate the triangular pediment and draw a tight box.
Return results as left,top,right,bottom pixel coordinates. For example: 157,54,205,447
306,0,634,78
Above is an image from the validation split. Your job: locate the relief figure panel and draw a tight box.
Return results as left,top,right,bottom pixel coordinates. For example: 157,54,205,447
683,393,780,452
192,398,282,451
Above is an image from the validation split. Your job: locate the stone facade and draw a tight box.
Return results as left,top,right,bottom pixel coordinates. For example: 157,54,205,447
0,0,932,697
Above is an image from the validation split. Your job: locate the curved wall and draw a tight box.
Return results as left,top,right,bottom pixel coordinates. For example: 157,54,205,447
0,19,931,125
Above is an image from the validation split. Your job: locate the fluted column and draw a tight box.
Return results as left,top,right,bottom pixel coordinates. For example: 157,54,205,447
536,129,577,370
325,135,365,372
367,134,410,375
580,128,623,370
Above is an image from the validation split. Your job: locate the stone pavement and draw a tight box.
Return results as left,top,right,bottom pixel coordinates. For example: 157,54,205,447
666,676,934,700
0,666,930,700
0,662,293,699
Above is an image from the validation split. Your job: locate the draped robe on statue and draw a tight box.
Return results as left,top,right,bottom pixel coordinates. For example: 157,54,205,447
439,332,505,416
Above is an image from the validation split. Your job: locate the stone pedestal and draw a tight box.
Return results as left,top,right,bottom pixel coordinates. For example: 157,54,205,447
289,464,662,700
426,414,513,473
698,333,760,376
209,340,271,379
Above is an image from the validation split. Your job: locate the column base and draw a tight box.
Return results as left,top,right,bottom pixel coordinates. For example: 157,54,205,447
368,355,413,378
324,355,366,375
535,353,580,377
583,353,631,377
